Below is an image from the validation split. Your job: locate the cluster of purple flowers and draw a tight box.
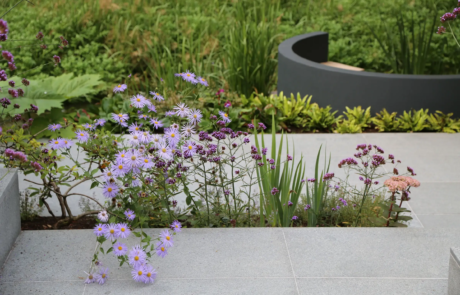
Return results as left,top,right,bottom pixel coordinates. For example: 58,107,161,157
4,148,27,162
174,70,209,86
93,223,131,240
338,157,358,168
323,173,334,181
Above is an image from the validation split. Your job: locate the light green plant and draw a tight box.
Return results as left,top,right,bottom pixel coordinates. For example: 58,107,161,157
305,105,339,132
254,115,306,227
427,111,460,133
371,109,400,132
335,120,363,133
396,109,429,132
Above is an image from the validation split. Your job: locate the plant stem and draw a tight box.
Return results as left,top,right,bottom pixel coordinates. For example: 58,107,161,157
202,163,210,226
386,192,396,227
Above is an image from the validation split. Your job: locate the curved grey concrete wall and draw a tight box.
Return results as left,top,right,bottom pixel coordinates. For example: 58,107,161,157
277,32,460,115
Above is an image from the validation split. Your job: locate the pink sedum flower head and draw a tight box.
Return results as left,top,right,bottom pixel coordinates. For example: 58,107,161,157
218,110,231,124
159,229,174,247
48,123,62,131
75,130,90,143
97,210,109,222
156,241,168,258
128,245,147,268
124,209,136,221
113,242,128,256
113,84,127,93
115,223,131,239
131,94,149,108
94,267,109,285
93,223,107,237
171,220,182,232
102,182,119,198
150,91,164,101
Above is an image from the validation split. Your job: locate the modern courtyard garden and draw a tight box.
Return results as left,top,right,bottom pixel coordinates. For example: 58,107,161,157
1,0,460,294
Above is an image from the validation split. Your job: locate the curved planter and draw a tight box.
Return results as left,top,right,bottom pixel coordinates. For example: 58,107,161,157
277,32,460,115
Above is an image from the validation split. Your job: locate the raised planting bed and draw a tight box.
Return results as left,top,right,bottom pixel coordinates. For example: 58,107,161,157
0,169,20,267
277,32,460,115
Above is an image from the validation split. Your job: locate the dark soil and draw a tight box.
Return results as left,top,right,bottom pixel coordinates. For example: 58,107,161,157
21,216,97,230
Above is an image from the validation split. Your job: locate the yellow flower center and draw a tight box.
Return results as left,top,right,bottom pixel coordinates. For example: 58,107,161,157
121,154,125,158
121,228,125,232
131,156,136,160
134,256,139,261
80,133,84,136
188,145,193,150
162,148,166,153
54,141,59,144
138,270,143,276
118,246,122,250
118,85,121,88
107,172,112,176
98,228,102,231
161,247,165,251
133,136,138,139
135,127,139,130
175,225,178,228
224,114,228,117
171,133,175,138
88,125,92,128
166,236,170,241
64,141,68,144
118,165,123,169
144,159,148,163
89,275,93,279
154,121,158,124
186,74,190,77
193,114,197,118
136,98,141,102
201,78,205,81
147,272,152,277
102,274,106,278
118,114,123,117
110,229,114,234
108,187,112,192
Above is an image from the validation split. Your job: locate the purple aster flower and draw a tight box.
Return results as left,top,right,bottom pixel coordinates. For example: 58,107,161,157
158,142,173,160
97,210,109,222
174,103,190,118
142,157,155,169
138,113,149,120
116,223,131,239
113,163,128,177
196,76,208,86
218,110,231,123
150,91,164,101
132,265,147,283
102,182,119,198
113,84,127,93
182,140,197,156
48,123,62,131
94,119,106,127
131,94,148,108
180,124,196,138
148,104,156,113
181,70,197,83
111,113,129,127
171,220,182,232
150,118,163,129
271,187,279,195
104,223,119,241
113,242,128,256
156,241,168,258
124,209,136,221
84,272,95,284
75,130,90,143
164,128,180,145
94,268,109,285
143,264,156,284
93,223,107,237
49,138,63,150
165,110,175,117
83,123,96,131
159,229,174,247
128,122,142,133
187,109,202,125
128,245,147,268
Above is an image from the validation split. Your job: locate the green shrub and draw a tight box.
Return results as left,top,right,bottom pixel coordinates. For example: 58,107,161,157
396,109,430,132
427,111,460,133
371,109,400,132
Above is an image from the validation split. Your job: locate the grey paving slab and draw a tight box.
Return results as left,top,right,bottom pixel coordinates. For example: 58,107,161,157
409,182,460,215
84,278,298,295
0,281,84,295
417,215,460,228
0,169,20,268
98,228,293,280
297,278,447,295
283,228,460,278
448,247,460,295
0,230,96,282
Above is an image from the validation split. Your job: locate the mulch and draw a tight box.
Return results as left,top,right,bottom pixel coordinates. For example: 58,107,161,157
21,216,97,230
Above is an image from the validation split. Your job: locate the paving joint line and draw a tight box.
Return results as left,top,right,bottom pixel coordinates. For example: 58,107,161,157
282,229,300,295
82,240,99,295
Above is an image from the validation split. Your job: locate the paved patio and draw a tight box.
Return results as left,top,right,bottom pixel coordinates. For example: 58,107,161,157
1,133,459,294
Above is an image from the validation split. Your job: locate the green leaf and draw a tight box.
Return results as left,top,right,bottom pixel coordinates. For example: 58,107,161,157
91,181,99,189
